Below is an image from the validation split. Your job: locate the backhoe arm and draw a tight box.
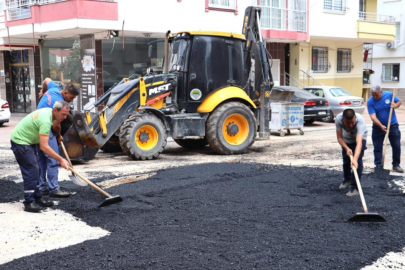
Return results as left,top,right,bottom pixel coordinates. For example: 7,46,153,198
242,6,274,138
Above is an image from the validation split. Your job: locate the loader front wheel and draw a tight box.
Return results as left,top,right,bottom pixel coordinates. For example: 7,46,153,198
119,112,167,160
206,102,256,155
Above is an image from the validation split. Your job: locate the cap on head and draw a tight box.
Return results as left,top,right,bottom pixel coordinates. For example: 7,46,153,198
370,85,381,93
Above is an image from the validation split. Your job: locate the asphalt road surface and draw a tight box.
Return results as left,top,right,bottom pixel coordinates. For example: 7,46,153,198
2,162,405,269
1,113,405,269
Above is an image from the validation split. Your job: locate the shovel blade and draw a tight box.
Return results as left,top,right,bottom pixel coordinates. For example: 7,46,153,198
69,174,88,187
374,167,390,179
348,212,386,222
98,195,123,207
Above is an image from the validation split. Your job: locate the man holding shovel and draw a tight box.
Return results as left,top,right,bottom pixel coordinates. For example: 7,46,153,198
37,78,79,197
336,109,368,196
10,101,70,212
367,85,403,173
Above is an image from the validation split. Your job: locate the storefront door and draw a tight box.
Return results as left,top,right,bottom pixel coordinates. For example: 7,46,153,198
10,65,31,113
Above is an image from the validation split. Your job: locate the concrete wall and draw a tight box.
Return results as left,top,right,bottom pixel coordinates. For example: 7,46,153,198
0,0,252,39
371,0,405,89
0,0,253,41
308,0,359,39
114,0,250,35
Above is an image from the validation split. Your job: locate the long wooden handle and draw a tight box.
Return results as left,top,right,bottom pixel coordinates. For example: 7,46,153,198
68,166,111,198
350,155,368,213
60,141,73,167
382,88,397,165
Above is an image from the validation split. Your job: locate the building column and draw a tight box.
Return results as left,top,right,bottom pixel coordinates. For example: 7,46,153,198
29,47,41,111
0,53,6,100
80,34,103,111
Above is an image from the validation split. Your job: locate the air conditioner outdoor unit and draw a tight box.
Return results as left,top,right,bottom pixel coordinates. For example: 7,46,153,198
386,42,397,50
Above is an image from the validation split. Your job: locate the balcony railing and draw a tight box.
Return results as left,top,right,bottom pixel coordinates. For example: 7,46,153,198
359,12,395,24
5,0,115,21
259,6,307,32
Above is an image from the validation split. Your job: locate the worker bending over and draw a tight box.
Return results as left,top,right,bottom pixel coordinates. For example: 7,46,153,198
10,101,70,213
336,109,367,196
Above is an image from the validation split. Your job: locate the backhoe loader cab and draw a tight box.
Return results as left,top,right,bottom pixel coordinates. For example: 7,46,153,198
62,6,273,161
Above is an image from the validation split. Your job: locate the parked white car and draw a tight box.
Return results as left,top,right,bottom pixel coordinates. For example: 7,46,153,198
0,98,10,126
303,86,365,122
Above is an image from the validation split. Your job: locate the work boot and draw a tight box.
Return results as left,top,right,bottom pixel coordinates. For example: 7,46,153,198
346,189,359,197
49,188,70,198
24,202,44,213
393,166,404,173
35,197,54,208
339,180,350,189
40,188,49,196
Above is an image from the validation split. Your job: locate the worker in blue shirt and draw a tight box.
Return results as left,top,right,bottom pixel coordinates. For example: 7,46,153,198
37,78,79,197
367,85,403,173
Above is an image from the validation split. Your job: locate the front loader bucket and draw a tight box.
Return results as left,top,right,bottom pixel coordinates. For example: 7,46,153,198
60,112,99,161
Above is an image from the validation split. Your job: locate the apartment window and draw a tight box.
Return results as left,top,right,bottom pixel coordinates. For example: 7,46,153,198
312,47,329,73
260,0,284,29
337,49,352,72
324,0,344,13
382,64,400,82
363,43,373,70
205,0,238,14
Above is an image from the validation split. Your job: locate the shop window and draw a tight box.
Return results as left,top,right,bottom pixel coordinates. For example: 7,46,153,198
312,47,329,73
382,64,400,82
324,0,344,13
337,49,351,72
102,37,164,92
41,38,81,87
205,0,238,14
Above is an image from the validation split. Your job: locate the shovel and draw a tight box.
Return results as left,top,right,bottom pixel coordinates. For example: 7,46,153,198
68,166,123,207
348,155,386,222
375,89,396,179
60,141,88,186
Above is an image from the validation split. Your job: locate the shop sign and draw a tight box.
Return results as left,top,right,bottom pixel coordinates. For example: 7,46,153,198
80,49,96,112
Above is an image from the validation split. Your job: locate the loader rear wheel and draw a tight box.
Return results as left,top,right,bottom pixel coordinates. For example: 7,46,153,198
100,135,122,153
119,112,167,160
206,102,256,155
174,138,208,149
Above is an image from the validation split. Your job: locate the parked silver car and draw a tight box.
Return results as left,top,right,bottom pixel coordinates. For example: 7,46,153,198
303,86,365,122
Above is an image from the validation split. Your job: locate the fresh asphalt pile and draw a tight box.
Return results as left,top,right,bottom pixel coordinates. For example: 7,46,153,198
1,162,405,269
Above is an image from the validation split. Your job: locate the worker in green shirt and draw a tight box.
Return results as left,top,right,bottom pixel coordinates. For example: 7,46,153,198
10,101,70,213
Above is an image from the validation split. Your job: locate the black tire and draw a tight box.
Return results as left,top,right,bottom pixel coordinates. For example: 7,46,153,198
100,135,122,153
206,102,256,155
322,110,334,123
119,112,167,160
0,122,3,127
304,119,315,125
174,138,208,149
